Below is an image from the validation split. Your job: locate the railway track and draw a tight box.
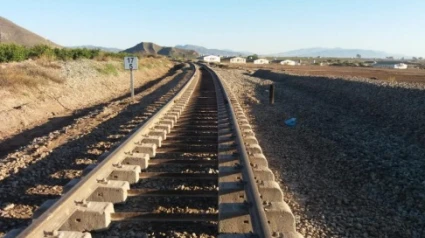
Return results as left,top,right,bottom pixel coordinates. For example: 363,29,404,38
6,64,302,238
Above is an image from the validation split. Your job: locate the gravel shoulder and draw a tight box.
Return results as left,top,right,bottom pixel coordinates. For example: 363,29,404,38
213,68,425,238
0,65,193,236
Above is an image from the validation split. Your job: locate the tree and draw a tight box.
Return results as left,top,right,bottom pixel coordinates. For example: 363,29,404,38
356,54,361,59
419,57,423,60
247,54,258,60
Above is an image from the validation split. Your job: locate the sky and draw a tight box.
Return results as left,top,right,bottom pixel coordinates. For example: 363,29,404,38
1,0,424,56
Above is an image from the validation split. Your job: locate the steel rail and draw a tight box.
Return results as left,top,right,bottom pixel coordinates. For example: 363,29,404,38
205,65,273,238
16,64,198,238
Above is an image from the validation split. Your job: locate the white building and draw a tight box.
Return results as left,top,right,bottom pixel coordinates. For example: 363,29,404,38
280,60,297,66
253,58,269,64
202,55,221,63
394,63,408,69
373,62,408,69
230,57,246,64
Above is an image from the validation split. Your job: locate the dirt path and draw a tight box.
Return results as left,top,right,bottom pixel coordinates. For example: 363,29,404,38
0,65,193,236
213,68,425,238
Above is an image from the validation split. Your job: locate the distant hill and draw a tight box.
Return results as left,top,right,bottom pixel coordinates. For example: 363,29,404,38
123,42,198,58
0,16,59,47
176,44,253,56
68,45,122,53
273,47,402,58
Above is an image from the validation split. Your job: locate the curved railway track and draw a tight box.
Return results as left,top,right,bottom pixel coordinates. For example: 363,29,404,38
7,64,302,238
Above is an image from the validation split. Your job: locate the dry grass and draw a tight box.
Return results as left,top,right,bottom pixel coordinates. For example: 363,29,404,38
0,64,64,89
387,76,397,83
139,57,169,70
94,52,113,62
34,55,62,69
96,63,119,76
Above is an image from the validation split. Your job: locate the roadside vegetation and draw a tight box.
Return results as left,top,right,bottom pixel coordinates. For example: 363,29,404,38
0,44,173,89
0,64,64,88
0,44,132,63
96,63,119,76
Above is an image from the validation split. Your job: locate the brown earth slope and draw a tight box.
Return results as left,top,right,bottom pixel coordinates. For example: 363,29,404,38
0,57,173,145
0,16,59,47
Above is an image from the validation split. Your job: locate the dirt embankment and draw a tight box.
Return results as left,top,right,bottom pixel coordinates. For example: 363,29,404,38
0,58,174,141
214,68,425,237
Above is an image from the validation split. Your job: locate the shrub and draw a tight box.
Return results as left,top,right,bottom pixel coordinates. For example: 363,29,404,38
97,63,118,76
387,76,397,83
29,45,54,59
0,44,28,62
0,44,129,63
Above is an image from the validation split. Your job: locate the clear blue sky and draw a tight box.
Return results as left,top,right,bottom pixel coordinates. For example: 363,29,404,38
1,0,424,56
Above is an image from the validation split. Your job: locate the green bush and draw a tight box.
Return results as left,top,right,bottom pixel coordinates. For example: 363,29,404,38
97,63,118,76
0,44,128,63
29,45,54,59
0,44,28,62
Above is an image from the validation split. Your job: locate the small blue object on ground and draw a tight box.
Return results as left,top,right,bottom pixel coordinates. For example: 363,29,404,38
285,118,297,127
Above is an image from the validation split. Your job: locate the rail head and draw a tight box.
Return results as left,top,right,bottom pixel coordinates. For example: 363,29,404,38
16,63,198,238
203,64,273,237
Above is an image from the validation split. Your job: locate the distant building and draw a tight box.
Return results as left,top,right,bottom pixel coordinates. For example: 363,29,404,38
394,63,408,69
280,60,297,66
253,58,269,64
202,55,221,63
221,56,246,63
373,61,408,69
230,57,246,64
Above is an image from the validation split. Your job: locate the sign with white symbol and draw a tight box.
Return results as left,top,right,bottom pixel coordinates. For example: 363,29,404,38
124,57,138,70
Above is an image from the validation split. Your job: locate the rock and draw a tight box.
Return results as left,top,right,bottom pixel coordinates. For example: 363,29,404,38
4,203,15,210
355,223,363,230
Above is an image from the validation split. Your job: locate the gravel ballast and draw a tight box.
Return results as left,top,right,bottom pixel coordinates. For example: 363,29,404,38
213,68,425,238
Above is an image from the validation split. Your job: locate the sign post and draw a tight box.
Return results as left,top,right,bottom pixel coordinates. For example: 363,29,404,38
124,56,139,100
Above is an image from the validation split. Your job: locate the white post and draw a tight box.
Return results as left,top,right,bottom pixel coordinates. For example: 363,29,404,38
130,68,134,99
124,56,138,100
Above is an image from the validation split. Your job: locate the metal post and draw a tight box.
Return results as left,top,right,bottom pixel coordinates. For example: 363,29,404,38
130,69,134,99
269,84,275,104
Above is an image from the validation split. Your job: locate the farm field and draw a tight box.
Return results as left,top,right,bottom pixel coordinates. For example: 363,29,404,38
226,64,425,83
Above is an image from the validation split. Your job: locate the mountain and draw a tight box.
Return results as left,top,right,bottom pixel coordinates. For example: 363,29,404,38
68,45,122,53
0,16,59,47
123,42,198,58
273,47,401,58
175,44,253,56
